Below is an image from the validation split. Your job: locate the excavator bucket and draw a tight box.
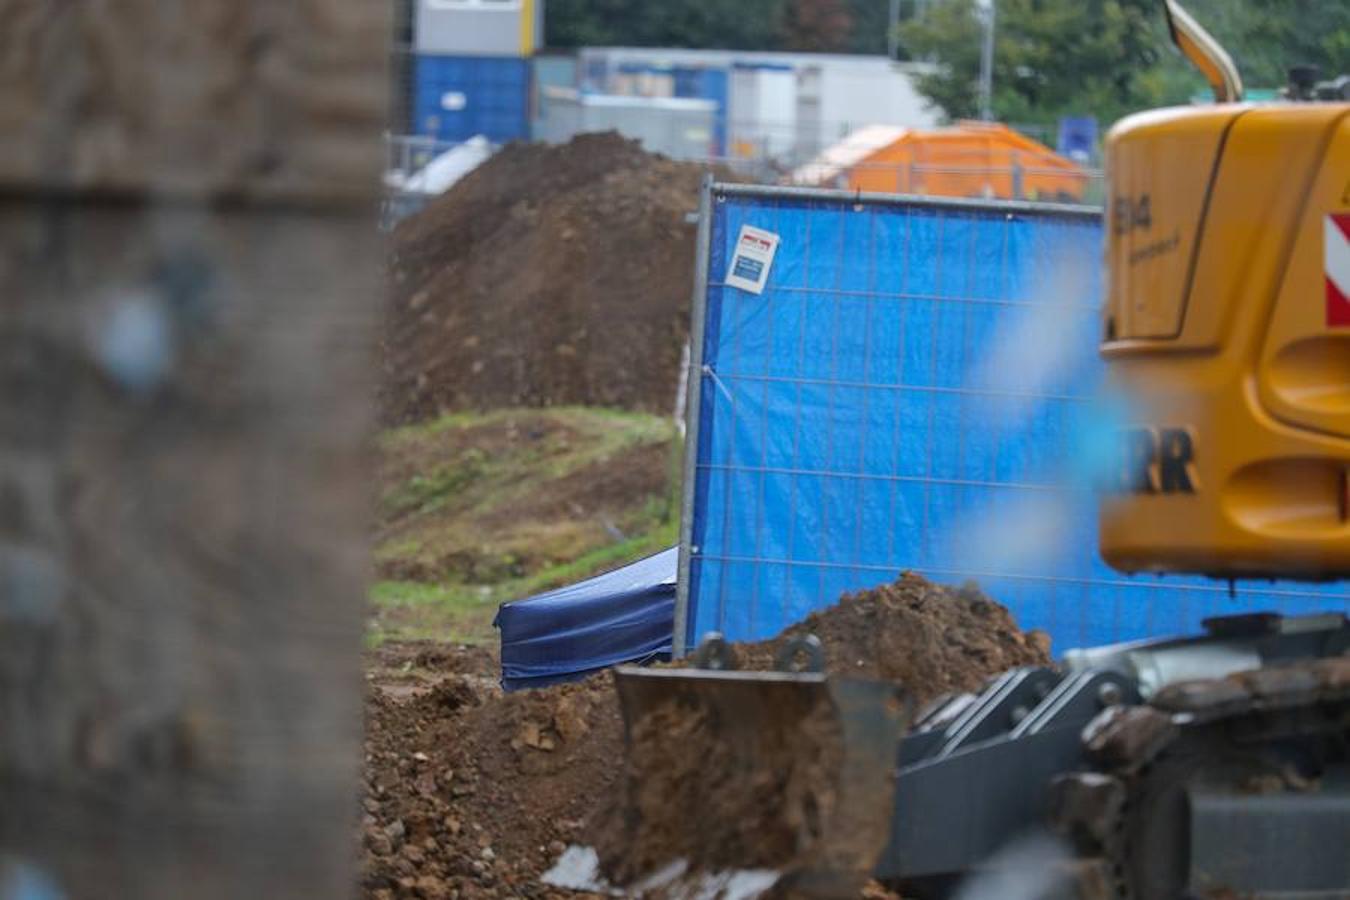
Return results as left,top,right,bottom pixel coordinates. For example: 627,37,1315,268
602,659,912,898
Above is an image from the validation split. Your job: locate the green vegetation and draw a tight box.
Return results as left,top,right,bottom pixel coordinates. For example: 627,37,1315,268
368,407,680,645
366,525,676,647
546,0,1348,135
381,450,486,520
546,0,856,53
1177,0,1350,91
900,0,1349,133
900,0,1169,131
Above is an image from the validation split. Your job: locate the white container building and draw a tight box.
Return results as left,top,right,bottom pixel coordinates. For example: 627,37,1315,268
576,48,940,165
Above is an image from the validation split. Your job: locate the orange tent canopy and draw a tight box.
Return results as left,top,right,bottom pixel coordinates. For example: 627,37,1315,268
797,121,1091,202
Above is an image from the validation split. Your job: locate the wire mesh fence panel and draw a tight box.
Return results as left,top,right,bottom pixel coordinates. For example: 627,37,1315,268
676,183,1350,655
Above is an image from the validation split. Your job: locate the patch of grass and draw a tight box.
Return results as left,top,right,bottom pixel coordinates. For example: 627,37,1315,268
380,405,668,450
374,537,424,566
377,409,492,447
368,516,678,645
509,516,678,600
369,406,683,644
369,580,500,645
381,450,487,518
378,407,671,528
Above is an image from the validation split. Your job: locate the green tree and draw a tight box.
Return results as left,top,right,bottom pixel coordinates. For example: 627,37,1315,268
545,0,789,50
898,0,1350,130
545,0,904,54
899,0,1177,130
844,0,891,54
895,0,983,116
780,0,855,52
1181,0,1350,90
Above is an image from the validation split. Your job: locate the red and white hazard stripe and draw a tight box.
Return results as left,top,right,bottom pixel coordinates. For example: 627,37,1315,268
1327,212,1350,327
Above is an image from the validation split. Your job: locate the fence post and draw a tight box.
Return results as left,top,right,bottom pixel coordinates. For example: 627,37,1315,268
0,4,385,898
673,175,715,658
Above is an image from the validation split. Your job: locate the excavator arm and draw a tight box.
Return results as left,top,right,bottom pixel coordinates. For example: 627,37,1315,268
1162,0,1243,103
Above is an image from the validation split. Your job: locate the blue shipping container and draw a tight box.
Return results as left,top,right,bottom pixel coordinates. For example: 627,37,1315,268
673,66,728,157
582,58,608,91
414,54,531,144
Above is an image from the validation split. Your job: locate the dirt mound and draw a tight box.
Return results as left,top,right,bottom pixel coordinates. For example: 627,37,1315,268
592,574,1051,889
382,133,715,426
359,574,1051,898
740,572,1052,705
596,685,847,886
367,640,499,680
362,668,620,899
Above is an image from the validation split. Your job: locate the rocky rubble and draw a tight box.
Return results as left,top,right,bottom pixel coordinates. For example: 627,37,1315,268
360,574,1052,898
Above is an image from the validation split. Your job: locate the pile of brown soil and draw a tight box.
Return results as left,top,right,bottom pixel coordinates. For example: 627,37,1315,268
740,572,1052,706
362,667,619,899
368,640,500,681
382,133,715,426
359,574,1051,899
592,573,1051,890
595,684,847,886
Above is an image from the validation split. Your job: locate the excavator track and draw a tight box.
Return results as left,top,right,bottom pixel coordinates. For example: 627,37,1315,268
1051,656,1350,899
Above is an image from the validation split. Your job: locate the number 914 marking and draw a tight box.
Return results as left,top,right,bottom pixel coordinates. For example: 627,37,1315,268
1114,193,1152,236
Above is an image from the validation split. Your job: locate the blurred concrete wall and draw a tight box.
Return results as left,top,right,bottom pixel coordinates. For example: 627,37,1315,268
0,2,385,202
0,3,386,898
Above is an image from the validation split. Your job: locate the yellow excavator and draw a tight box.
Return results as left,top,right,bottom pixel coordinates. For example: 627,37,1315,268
600,2,1350,897
1101,1,1350,580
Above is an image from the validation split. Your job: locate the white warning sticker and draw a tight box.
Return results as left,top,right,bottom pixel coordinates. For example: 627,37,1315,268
725,225,780,295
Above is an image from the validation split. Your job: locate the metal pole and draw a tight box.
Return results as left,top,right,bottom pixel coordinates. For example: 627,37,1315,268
978,0,996,121
673,175,715,658
888,0,902,59
710,181,1102,222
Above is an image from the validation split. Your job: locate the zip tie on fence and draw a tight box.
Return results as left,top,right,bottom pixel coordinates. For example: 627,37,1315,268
703,365,736,403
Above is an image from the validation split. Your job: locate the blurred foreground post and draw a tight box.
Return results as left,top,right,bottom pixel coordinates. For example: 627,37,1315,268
0,4,386,898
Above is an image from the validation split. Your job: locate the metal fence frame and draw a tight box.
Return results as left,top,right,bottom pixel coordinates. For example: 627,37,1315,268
788,161,1105,206
673,176,715,657
672,181,1350,657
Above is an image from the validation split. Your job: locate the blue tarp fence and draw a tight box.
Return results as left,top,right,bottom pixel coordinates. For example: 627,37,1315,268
495,547,676,690
676,183,1350,655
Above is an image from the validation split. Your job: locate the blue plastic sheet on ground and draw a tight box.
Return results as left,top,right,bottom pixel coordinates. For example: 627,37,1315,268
681,187,1350,654
495,547,676,691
